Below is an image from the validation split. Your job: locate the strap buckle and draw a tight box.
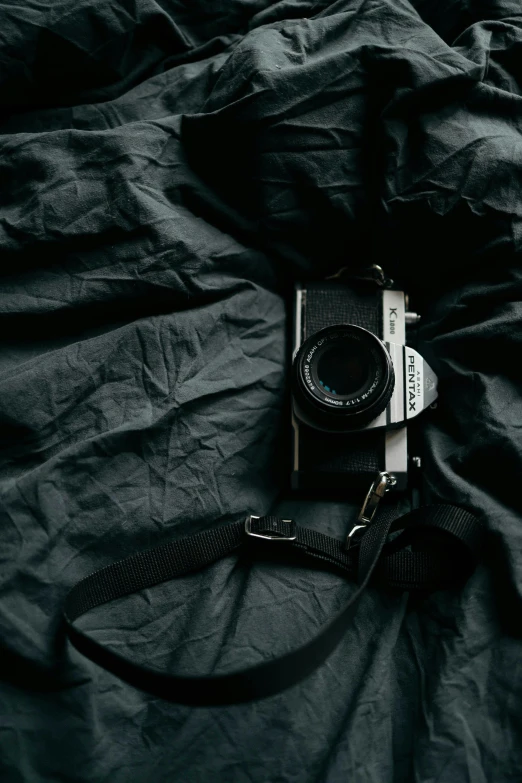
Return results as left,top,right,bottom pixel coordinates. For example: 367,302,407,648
345,471,396,550
245,515,297,542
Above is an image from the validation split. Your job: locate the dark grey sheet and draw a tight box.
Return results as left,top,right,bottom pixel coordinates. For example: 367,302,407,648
1,1,521,780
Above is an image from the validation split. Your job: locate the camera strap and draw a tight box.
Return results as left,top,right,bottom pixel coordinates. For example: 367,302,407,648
63,500,484,706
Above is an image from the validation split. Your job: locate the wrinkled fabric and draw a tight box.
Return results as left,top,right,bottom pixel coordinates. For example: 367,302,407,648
0,0,521,781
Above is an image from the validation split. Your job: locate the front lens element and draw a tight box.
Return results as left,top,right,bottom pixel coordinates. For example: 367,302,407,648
316,342,372,397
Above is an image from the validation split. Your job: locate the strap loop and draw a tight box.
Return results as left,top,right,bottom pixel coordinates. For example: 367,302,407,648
63,504,484,706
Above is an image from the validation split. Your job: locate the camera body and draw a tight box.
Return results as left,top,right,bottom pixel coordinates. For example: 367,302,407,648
291,280,438,492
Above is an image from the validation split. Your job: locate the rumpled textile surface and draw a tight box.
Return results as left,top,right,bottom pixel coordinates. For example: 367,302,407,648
1,0,521,781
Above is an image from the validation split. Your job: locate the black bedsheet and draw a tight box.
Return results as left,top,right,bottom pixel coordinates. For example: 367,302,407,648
1,1,521,781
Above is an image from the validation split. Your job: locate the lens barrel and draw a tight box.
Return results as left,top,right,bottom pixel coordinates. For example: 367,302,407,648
292,325,395,431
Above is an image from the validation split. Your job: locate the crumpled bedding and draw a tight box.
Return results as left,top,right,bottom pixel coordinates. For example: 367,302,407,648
1,0,522,781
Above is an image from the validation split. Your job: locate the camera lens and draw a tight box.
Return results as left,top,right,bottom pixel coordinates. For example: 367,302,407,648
316,342,371,397
292,325,395,430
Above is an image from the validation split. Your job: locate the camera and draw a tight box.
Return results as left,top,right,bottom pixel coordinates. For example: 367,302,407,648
291,277,438,492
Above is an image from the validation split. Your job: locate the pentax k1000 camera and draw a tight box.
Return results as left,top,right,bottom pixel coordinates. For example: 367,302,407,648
291,273,438,492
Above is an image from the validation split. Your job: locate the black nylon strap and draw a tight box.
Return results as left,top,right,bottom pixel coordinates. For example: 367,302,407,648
64,504,484,706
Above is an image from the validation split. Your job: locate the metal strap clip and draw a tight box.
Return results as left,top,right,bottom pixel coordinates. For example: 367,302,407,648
346,471,396,550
